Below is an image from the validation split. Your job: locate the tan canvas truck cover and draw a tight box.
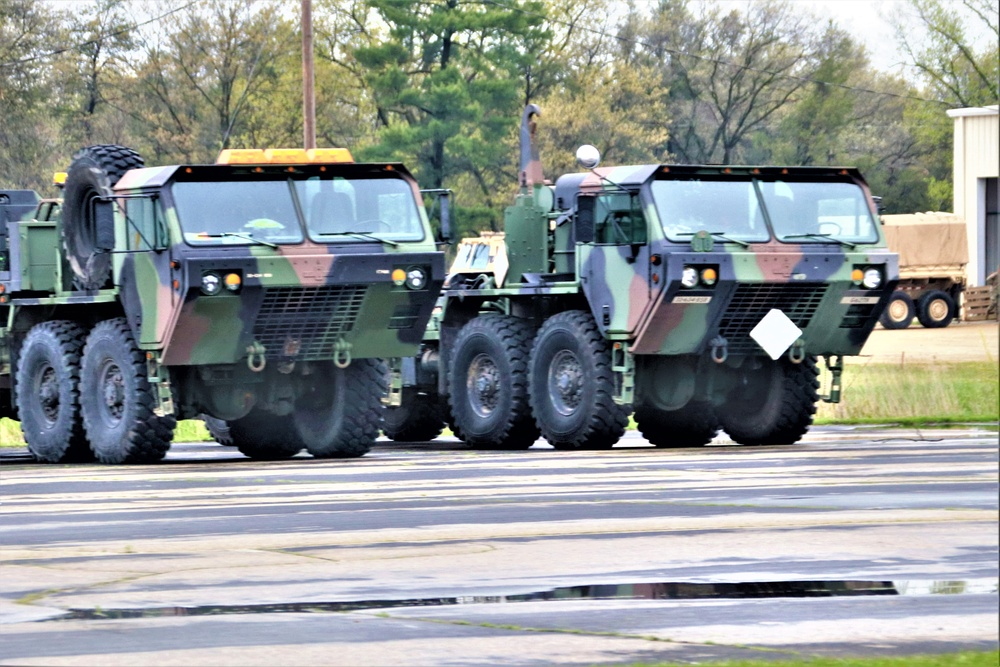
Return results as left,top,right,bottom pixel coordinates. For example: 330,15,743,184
881,212,968,281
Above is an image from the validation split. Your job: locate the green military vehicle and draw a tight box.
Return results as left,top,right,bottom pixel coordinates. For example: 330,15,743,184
383,105,898,449
1,145,444,463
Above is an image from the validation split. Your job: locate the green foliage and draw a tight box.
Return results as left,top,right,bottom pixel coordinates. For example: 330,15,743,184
0,0,993,224
816,361,999,423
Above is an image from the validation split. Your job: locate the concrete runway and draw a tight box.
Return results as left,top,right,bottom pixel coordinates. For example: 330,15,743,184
1,427,997,665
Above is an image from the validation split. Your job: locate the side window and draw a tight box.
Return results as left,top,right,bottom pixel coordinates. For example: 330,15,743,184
595,192,646,245
124,197,163,250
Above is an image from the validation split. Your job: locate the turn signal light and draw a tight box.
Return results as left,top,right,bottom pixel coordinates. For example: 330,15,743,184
851,268,864,284
224,272,241,292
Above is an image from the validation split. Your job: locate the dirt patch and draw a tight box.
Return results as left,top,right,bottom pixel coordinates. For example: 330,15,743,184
859,320,998,364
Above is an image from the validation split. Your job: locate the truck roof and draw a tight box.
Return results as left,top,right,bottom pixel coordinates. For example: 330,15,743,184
114,162,415,192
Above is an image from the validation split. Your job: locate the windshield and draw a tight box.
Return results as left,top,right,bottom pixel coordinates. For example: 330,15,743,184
294,176,424,242
173,180,304,245
759,180,878,243
652,179,771,243
172,174,424,246
652,177,878,244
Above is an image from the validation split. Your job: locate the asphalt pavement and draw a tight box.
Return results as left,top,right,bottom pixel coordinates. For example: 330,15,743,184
1,426,997,665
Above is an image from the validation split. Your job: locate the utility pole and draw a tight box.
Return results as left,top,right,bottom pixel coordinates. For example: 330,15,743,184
302,0,316,149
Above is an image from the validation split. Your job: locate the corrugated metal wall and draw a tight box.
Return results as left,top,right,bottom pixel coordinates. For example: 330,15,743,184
951,108,999,286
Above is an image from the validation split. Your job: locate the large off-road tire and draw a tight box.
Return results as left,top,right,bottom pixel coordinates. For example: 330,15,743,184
528,310,629,450
15,321,93,463
229,409,304,460
448,315,538,449
916,290,956,328
382,388,445,442
80,318,175,464
879,291,914,329
293,359,386,458
718,356,819,446
63,145,143,290
200,415,234,445
634,401,720,448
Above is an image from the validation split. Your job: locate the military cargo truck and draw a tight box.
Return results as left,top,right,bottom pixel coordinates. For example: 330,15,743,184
1,145,444,463
383,105,898,449
879,212,968,328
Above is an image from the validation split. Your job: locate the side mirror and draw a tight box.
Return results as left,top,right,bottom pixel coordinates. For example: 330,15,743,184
438,191,452,244
576,194,596,244
93,199,115,252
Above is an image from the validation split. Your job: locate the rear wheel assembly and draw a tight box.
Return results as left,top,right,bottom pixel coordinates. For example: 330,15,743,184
634,401,719,448
448,315,538,449
15,321,93,463
879,291,914,329
293,359,386,458
528,310,628,450
916,290,956,328
79,318,175,464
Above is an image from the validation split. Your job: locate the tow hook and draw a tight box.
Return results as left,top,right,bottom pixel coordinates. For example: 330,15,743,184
333,339,353,369
246,341,266,372
709,336,728,364
788,339,806,364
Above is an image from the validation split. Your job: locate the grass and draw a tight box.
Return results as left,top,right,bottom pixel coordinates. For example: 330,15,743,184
2,362,996,448
626,651,999,667
815,361,998,424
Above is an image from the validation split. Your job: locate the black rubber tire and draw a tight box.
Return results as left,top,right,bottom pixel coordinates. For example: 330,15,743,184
528,310,629,450
229,409,304,460
718,356,819,446
80,318,175,464
382,389,446,442
291,359,386,458
448,315,539,449
200,415,234,445
63,144,143,289
916,290,956,328
15,321,93,463
879,291,915,329
634,401,720,448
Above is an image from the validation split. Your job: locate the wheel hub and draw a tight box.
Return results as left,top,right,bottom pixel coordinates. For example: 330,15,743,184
549,350,583,416
927,298,948,320
888,299,909,321
37,366,60,423
468,353,500,417
99,361,126,423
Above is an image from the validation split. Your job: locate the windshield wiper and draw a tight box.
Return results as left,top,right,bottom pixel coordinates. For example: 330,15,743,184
191,232,279,248
782,233,856,249
220,232,279,248
676,231,750,248
315,231,399,247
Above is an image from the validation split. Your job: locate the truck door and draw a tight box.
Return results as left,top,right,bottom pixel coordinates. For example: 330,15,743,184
576,190,656,336
118,195,176,346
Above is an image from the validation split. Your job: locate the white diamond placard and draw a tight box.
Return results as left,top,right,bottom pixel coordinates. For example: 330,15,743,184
749,309,802,360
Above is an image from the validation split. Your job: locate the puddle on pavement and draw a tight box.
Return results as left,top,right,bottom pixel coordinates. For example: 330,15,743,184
55,578,998,621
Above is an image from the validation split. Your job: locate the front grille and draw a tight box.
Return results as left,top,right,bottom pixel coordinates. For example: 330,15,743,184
840,303,878,329
718,283,828,352
252,285,367,360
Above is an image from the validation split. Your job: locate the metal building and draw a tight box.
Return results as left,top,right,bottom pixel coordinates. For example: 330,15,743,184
947,105,999,286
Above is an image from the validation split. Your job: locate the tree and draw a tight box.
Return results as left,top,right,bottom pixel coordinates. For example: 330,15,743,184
894,0,999,107
342,0,547,230
636,0,816,164
0,0,64,190
127,0,294,164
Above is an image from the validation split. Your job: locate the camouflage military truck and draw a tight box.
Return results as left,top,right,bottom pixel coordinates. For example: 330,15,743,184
0,145,444,464
383,105,898,450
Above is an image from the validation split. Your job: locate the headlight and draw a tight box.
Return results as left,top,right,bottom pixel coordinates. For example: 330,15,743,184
201,272,222,295
681,266,699,288
862,268,882,289
405,267,427,290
